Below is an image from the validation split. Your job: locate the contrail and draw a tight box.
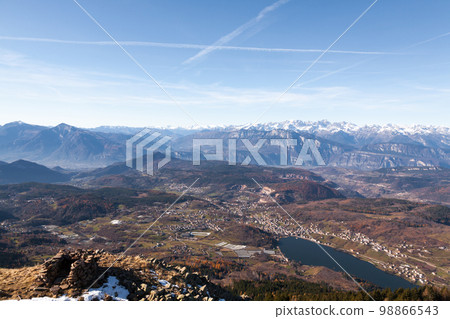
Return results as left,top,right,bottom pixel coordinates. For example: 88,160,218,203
293,31,450,88
405,31,450,49
295,59,372,88
182,0,290,64
71,0,201,127
251,0,379,125
0,35,396,55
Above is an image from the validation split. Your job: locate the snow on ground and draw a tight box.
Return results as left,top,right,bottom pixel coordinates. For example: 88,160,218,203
110,220,122,225
30,276,129,301
82,276,129,301
31,295,77,301
158,279,170,287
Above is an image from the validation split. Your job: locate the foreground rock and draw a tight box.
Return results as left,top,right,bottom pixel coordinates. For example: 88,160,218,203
0,249,240,301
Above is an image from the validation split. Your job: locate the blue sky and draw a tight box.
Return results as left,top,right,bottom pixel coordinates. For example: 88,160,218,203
0,0,449,128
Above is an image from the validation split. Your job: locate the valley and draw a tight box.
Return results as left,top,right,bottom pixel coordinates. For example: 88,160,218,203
0,120,448,301
0,159,448,301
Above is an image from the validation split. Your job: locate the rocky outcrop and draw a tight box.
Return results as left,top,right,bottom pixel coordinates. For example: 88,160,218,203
122,257,238,301
35,249,100,289
2,249,239,301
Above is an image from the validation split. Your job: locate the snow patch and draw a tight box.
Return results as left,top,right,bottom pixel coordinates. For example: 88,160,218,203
158,279,170,287
82,276,129,301
30,276,129,301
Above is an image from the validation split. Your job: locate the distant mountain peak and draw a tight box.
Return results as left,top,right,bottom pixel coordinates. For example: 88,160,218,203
11,159,36,165
54,123,76,130
0,159,71,184
3,121,31,128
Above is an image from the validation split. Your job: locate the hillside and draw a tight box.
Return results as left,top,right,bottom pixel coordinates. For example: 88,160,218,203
0,160,72,184
0,183,191,226
312,166,450,206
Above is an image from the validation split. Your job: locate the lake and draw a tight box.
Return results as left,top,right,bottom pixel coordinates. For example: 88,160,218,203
278,237,417,290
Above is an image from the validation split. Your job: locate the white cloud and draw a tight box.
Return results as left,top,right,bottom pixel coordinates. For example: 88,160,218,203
0,48,448,127
415,86,450,94
0,49,27,67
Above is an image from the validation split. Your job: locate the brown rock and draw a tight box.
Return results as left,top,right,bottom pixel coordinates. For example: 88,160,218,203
177,294,185,301
104,294,113,301
60,284,70,290
50,286,61,295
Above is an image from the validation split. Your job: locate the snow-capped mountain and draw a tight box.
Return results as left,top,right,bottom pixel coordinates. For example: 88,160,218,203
1,120,449,170
86,120,450,148
227,120,450,150
235,120,449,136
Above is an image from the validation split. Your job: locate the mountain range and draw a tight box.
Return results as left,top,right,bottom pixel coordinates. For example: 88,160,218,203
0,120,448,170
0,122,127,168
